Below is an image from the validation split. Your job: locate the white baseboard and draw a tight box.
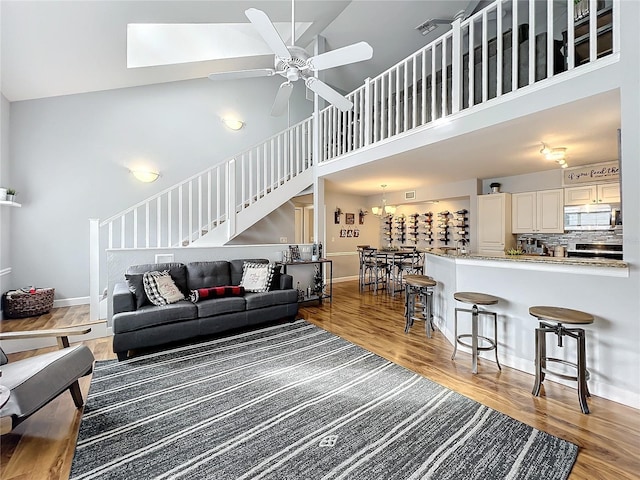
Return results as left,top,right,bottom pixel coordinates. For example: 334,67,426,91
333,275,359,283
53,296,90,308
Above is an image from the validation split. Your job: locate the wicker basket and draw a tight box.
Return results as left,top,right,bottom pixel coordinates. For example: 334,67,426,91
2,288,55,318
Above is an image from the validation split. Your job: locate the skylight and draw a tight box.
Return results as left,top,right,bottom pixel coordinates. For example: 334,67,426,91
127,22,312,68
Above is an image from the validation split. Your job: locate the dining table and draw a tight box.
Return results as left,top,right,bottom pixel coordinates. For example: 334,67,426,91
373,249,424,295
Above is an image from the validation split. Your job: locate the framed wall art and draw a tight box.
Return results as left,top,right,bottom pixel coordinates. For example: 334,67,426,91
345,213,355,225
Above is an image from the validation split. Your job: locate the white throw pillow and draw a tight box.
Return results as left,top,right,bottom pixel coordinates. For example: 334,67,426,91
143,270,185,306
240,263,275,293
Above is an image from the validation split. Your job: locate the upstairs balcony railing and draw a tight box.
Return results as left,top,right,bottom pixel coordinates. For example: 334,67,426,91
318,0,618,162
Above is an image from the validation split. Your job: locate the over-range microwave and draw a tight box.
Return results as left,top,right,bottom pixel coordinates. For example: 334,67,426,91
564,203,622,231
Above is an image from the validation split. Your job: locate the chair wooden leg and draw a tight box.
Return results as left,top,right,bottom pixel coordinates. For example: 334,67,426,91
68,380,84,408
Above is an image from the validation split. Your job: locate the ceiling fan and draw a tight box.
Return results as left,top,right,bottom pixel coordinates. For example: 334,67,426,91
207,3,373,117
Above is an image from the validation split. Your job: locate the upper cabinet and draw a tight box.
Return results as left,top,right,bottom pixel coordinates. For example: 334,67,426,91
478,193,515,255
564,183,620,205
512,189,564,234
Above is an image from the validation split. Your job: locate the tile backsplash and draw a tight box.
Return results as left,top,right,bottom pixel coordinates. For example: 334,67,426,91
516,229,623,250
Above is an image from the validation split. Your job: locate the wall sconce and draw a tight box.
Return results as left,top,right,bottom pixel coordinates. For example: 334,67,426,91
131,169,160,183
540,143,568,168
222,117,245,131
371,185,397,216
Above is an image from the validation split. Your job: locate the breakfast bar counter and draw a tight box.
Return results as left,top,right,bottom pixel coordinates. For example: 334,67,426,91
422,248,628,277
422,250,637,409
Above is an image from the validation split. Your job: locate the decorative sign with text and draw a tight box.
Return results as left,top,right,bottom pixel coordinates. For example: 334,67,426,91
563,161,620,185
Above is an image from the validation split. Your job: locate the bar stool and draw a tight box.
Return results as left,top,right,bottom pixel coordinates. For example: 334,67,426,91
529,306,594,414
404,275,437,337
451,292,501,374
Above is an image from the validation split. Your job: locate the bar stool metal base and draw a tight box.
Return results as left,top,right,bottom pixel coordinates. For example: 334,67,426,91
532,320,592,414
452,306,501,374
404,275,436,338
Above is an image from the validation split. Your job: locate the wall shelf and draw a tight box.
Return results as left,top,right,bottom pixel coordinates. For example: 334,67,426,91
0,201,21,208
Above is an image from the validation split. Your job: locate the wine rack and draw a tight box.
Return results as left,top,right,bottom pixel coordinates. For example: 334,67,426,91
437,211,451,245
394,214,406,244
407,213,420,244
422,212,434,244
382,215,393,247
453,209,469,248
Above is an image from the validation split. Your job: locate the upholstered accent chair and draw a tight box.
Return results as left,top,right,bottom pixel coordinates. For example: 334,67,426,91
0,328,94,434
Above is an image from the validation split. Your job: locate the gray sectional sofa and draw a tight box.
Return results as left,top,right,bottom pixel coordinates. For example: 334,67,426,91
111,259,299,360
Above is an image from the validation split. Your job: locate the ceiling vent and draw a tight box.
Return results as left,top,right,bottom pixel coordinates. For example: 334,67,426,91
404,191,416,200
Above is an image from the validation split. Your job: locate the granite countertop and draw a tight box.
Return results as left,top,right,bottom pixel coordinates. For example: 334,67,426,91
422,249,628,268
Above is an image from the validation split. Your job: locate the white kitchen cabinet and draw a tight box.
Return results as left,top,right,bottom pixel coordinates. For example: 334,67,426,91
512,189,564,234
477,193,516,255
564,183,620,205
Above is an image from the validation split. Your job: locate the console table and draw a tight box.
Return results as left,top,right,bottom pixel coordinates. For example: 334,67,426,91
279,259,333,304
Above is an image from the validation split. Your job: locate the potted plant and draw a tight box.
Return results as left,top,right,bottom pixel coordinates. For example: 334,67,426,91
5,188,16,202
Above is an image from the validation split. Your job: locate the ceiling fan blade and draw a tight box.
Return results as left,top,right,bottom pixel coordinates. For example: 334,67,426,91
306,41,373,71
271,82,294,117
207,69,276,81
245,8,292,61
305,77,353,112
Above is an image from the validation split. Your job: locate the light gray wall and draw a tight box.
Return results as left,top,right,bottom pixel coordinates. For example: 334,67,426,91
324,190,379,280
0,93,11,308
227,201,296,245
9,77,312,300
482,169,563,194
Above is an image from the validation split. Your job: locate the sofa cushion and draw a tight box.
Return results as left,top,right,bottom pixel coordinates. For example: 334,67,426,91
230,259,269,286
195,296,246,318
143,271,185,306
240,263,277,292
124,273,148,309
189,286,245,303
112,301,198,333
186,261,231,290
244,290,299,310
127,263,188,296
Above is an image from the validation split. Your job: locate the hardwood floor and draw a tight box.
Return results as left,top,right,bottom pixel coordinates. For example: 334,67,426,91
1,280,638,479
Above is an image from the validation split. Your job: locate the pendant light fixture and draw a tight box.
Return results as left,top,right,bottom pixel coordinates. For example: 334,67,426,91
371,184,396,216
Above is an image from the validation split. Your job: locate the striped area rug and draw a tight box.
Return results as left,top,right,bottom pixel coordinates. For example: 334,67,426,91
70,320,577,480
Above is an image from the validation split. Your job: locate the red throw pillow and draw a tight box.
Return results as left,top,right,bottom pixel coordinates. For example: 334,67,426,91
189,286,245,302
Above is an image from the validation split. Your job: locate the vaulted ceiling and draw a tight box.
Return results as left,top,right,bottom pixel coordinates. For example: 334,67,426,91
1,1,620,196
1,0,476,102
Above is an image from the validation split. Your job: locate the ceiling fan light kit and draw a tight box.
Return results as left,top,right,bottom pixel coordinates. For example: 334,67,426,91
207,2,373,116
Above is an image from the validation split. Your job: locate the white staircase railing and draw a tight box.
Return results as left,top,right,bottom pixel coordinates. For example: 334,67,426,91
98,116,313,250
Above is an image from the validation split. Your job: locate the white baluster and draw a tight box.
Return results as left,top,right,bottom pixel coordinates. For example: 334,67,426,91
482,11,489,102
529,0,536,86
167,190,172,247
145,202,149,248
442,35,448,116
412,55,417,128
497,1,504,96
133,207,138,249
512,0,519,90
